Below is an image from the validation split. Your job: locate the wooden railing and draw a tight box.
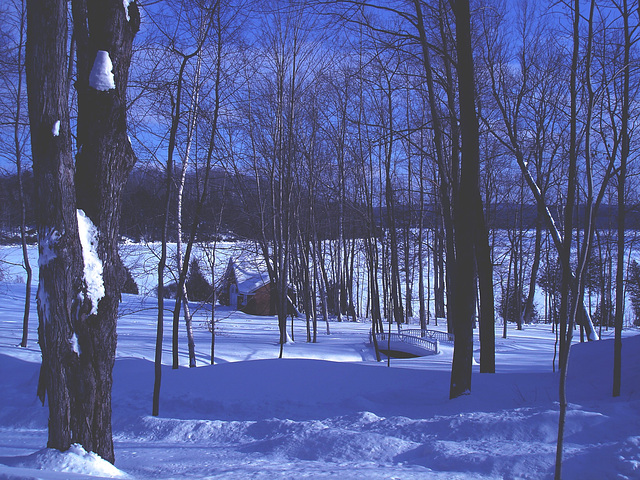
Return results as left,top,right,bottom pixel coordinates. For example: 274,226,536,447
371,330,439,355
399,327,455,345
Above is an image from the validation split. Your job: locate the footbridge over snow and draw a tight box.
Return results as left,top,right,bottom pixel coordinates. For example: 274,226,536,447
370,327,455,359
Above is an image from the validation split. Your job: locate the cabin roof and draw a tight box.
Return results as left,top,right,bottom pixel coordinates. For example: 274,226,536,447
236,267,270,295
228,259,270,295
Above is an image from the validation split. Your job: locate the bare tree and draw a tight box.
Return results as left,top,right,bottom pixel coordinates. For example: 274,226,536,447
448,0,483,398
1,0,32,348
613,0,634,399
555,1,584,476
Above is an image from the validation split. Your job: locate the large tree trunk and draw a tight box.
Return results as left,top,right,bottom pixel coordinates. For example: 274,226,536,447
450,0,482,399
27,0,139,463
73,0,139,463
27,0,86,455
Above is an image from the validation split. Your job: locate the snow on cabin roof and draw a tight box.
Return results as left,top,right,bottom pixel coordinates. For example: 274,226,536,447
234,264,270,295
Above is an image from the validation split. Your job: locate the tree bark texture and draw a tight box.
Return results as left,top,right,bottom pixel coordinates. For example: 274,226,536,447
27,0,86,455
27,0,139,463
450,0,481,399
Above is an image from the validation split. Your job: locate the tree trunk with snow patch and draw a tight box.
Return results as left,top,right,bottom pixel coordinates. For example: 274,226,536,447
27,0,86,455
27,0,139,463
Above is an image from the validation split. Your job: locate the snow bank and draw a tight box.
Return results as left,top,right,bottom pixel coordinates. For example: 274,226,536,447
0,443,128,478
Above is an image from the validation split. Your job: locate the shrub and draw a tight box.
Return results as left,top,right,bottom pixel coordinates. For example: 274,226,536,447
122,266,139,295
627,260,640,327
499,287,538,324
156,259,213,302
186,259,213,302
592,300,614,327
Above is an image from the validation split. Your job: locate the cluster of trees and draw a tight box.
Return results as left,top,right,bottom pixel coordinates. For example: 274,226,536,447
2,0,639,477
123,0,638,398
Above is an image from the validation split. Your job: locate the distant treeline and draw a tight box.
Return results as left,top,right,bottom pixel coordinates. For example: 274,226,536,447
1,168,638,244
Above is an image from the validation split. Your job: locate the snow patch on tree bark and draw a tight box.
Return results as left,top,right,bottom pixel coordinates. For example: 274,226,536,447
38,228,60,267
77,209,104,315
89,51,116,91
36,282,50,330
123,0,131,21
52,120,60,137
70,333,81,355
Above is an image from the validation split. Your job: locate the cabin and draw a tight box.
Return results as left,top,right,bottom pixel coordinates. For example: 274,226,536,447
217,258,273,315
217,258,299,316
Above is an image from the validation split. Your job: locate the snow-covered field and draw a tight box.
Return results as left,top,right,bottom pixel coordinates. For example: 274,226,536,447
0,244,639,479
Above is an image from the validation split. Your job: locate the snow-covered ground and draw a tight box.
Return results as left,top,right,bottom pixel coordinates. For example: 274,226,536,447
0,280,639,480
0,241,639,479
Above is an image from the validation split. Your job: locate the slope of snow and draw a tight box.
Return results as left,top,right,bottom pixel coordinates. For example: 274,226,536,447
0,271,638,478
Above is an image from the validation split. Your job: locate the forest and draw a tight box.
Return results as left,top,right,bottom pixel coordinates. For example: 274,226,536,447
1,0,640,477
